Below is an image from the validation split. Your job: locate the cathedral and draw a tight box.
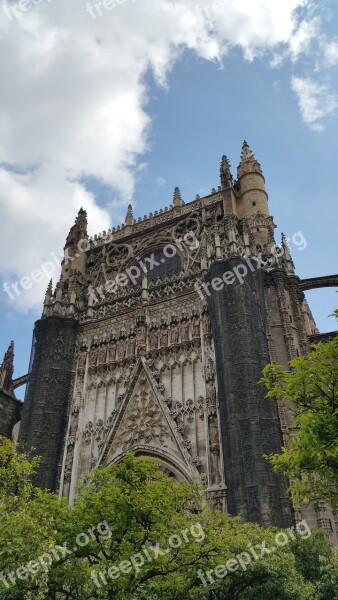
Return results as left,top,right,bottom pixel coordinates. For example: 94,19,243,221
1,142,337,541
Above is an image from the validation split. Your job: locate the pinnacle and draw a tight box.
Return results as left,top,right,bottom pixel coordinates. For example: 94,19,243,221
220,155,233,188
173,187,182,207
125,204,133,225
240,140,255,162
1,341,14,368
45,279,53,295
238,140,262,176
221,154,231,168
66,208,88,245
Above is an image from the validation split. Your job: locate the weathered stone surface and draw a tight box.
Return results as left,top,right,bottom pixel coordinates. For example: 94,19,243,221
206,258,293,527
0,391,22,439
19,317,78,490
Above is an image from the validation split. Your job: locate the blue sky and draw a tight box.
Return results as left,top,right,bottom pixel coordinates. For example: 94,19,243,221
0,0,337,398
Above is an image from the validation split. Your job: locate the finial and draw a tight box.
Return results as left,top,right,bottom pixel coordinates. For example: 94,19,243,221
125,204,133,226
237,140,263,178
173,187,182,208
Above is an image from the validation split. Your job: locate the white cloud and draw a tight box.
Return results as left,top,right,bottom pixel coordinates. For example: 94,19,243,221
323,40,338,66
291,76,337,131
0,0,335,312
288,16,321,61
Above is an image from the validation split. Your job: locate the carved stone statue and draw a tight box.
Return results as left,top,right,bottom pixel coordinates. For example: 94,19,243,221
69,412,79,438
116,341,126,361
108,345,116,362
64,447,74,481
180,322,190,342
98,347,107,365
202,317,211,335
170,326,179,345
78,352,87,370
205,358,215,383
95,418,104,441
192,319,200,338
137,326,146,346
127,337,136,357
209,416,219,446
89,349,97,367
149,332,158,350
206,385,217,412
160,329,168,348
209,416,221,484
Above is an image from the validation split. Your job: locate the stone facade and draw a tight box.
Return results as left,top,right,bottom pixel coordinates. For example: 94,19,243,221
0,342,22,440
17,142,338,540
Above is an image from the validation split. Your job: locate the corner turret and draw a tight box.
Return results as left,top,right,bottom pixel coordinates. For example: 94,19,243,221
237,141,269,218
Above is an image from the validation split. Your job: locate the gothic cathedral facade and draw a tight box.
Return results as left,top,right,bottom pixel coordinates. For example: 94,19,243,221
7,142,337,541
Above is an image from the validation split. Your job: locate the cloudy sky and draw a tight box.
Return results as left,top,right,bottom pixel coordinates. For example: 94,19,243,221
0,0,337,394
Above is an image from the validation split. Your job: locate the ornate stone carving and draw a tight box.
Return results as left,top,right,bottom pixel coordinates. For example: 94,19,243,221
136,326,146,346
170,325,179,345
180,322,190,342
127,337,136,358
108,344,116,362
64,446,74,482
149,331,158,351
89,349,97,367
202,316,211,336
206,385,217,415
115,386,170,450
83,421,94,444
98,346,107,365
192,319,200,339
160,329,168,348
68,410,79,445
116,340,126,361
78,352,87,370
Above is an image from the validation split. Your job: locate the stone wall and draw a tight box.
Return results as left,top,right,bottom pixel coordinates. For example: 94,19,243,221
0,390,22,439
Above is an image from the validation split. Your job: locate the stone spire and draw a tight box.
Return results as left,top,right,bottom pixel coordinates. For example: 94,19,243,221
66,208,88,247
220,155,233,189
125,204,133,226
173,187,182,207
0,341,14,392
42,280,53,316
281,233,295,274
44,279,53,301
237,140,263,178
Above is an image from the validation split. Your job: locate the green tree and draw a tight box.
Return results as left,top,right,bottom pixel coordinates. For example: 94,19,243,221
260,322,338,508
0,439,336,599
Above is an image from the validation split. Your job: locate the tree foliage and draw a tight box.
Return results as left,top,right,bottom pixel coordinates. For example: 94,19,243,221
260,321,338,508
0,438,336,599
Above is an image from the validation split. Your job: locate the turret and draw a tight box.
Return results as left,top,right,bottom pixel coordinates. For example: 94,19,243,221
236,141,269,219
